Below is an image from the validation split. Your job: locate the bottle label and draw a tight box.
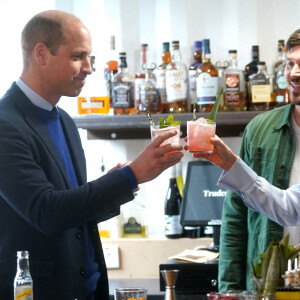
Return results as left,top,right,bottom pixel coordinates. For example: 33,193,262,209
165,70,188,103
124,217,142,234
134,78,145,102
196,73,218,104
15,286,33,300
156,69,167,104
276,95,284,103
139,87,160,110
112,82,134,108
225,73,240,105
165,215,183,235
277,75,287,89
188,70,197,102
251,84,271,103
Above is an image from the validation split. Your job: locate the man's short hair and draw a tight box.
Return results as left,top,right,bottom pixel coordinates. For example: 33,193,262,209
286,28,300,52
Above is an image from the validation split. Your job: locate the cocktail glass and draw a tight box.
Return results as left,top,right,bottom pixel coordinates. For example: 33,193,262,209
114,288,147,300
187,120,216,154
150,124,181,153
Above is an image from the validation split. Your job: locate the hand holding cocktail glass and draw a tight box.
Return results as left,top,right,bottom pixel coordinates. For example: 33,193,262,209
185,89,223,156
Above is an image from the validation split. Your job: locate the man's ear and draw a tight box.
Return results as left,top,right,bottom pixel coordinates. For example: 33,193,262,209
34,43,48,65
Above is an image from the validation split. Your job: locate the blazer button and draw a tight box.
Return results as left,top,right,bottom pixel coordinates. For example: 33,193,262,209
80,267,86,275
280,164,286,170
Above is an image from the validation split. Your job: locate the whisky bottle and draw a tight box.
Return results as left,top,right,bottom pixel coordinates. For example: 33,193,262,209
156,42,171,113
244,45,259,110
223,50,245,111
165,41,189,113
14,251,33,300
138,63,162,113
112,52,135,114
275,56,290,107
77,56,110,115
196,39,219,112
273,39,286,75
104,36,118,110
188,41,202,112
164,165,183,239
248,62,275,111
134,44,148,113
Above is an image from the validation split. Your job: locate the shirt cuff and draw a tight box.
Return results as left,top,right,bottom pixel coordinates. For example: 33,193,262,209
217,157,258,193
118,165,138,191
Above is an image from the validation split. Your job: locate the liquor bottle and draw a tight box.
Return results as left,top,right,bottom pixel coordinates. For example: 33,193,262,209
223,50,245,111
134,44,148,113
14,251,33,300
275,55,290,107
164,165,183,239
165,41,189,113
104,36,118,110
244,45,259,110
111,52,135,115
138,63,162,113
273,39,286,75
188,41,202,111
175,161,184,198
248,61,275,111
156,42,171,113
196,39,219,112
77,56,110,115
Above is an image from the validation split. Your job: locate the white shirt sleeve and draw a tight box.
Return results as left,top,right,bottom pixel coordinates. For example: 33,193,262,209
217,157,300,226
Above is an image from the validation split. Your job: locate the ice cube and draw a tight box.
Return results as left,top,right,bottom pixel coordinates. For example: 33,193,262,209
195,117,207,124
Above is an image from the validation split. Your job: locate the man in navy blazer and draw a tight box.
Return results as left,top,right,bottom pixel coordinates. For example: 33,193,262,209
0,10,183,300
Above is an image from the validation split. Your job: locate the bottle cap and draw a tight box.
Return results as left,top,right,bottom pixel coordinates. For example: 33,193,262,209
229,50,237,53
162,42,170,52
194,40,202,50
258,61,265,65
202,39,210,47
252,45,259,51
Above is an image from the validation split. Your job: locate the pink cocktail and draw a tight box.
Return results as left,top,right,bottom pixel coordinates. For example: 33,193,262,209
150,124,180,154
187,120,216,153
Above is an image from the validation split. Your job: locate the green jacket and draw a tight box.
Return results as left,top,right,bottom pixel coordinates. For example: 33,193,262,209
218,104,295,291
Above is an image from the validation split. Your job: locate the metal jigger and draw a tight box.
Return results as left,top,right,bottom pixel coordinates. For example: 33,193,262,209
161,270,179,300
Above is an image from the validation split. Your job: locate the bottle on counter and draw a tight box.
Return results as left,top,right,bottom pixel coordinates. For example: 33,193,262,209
223,50,245,111
112,52,135,115
77,55,110,115
165,40,189,113
157,42,171,113
196,39,219,112
104,35,118,110
248,61,275,111
164,165,183,239
138,63,162,113
14,250,33,300
188,40,202,111
273,39,286,75
244,45,260,110
134,43,148,113
275,53,290,107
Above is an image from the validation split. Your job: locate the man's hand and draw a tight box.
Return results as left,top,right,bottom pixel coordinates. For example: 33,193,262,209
184,135,238,171
129,130,183,184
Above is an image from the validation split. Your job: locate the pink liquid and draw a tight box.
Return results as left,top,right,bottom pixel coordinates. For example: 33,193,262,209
187,122,216,153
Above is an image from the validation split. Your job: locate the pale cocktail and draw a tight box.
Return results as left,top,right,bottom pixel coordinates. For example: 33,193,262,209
187,119,216,153
150,124,180,154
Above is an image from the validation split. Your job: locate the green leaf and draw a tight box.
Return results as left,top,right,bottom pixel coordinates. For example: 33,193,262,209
208,88,223,122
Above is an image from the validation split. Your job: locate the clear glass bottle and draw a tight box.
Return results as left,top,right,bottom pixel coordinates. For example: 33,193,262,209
248,62,275,111
134,44,148,113
189,40,202,111
223,50,245,111
275,54,290,107
273,39,286,75
112,52,135,115
157,42,171,113
164,165,183,239
245,45,259,110
104,36,118,110
14,251,33,300
138,63,162,113
165,41,189,113
196,39,219,112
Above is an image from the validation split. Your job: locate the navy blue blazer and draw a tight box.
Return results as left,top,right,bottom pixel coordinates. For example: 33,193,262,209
0,83,135,300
